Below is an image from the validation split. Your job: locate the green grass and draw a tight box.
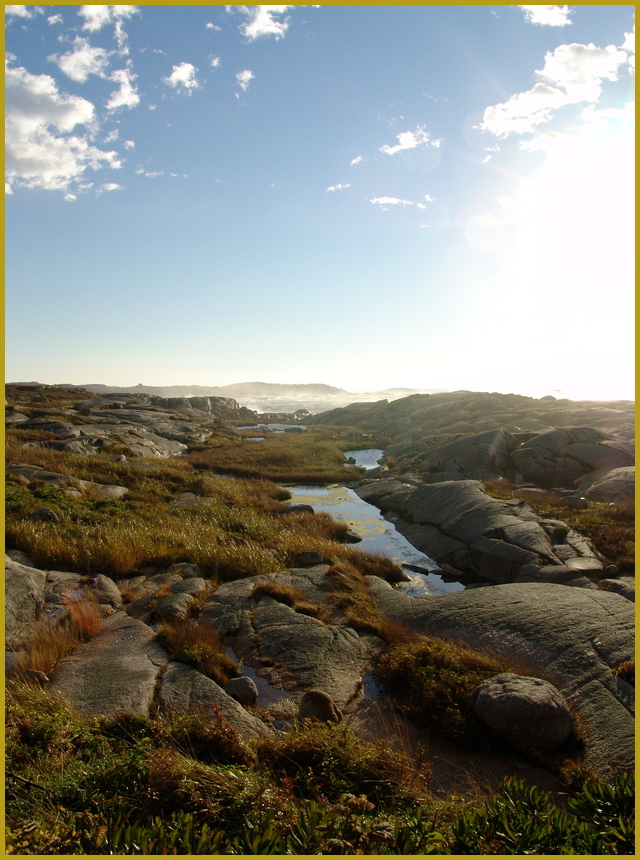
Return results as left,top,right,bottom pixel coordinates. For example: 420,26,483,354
5,683,633,855
186,427,364,483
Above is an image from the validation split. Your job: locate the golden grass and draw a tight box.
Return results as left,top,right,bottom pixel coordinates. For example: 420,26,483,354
186,430,362,483
13,593,102,677
156,621,241,685
252,580,331,623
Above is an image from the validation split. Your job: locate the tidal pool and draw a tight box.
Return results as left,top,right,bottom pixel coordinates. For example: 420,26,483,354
344,448,385,470
285,484,464,596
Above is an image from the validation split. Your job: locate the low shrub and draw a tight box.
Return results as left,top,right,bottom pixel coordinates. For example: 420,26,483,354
375,636,513,745
257,722,429,808
613,659,635,686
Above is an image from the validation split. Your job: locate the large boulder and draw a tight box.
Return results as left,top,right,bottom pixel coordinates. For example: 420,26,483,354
416,429,519,481
472,673,574,753
511,428,633,488
366,579,634,780
576,466,635,502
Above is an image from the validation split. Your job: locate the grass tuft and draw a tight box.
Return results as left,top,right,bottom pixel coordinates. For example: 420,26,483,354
156,621,240,685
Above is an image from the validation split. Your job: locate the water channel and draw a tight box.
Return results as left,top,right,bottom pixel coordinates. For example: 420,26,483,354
286,448,464,597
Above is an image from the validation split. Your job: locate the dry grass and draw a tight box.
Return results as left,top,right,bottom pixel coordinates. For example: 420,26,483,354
13,593,102,677
252,580,331,623
156,621,241,685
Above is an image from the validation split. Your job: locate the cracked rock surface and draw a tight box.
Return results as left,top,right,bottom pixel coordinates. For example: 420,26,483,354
48,612,169,719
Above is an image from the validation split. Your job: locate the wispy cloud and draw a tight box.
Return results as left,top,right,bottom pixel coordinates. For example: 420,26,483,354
47,14,63,25
5,60,121,197
326,183,350,192
480,41,629,137
350,155,363,165
236,69,254,91
107,68,140,110
380,126,442,155
163,62,200,92
519,5,572,27
230,5,293,41
206,22,221,31
211,57,221,68
49,37,111,83
370,196,415,207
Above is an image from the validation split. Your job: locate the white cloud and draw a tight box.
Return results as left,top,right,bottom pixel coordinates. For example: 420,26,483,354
97,181,122,193
5,6,38,19
47,14,63,25
106,67,140,110
236,69,254,91
5,60,121,196
163,62,199,92
104,129,119,142
123,139,135,149
370,196,414,207
211,57,221,68
231,5,293,41
480,42,629,137
380,126,441,155
206,22,221,30
519,5,572,27
538,42,628,101
326,183,350,192
350,155,363,165
79,5,138,32
49,37,111,83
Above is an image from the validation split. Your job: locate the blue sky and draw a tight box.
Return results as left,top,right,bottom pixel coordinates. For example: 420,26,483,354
5,4,635,400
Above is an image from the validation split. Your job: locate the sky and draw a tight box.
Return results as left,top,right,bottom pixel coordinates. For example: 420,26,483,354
5,4,635,401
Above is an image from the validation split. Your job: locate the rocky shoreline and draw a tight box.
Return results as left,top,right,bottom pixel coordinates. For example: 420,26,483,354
5,385,635,793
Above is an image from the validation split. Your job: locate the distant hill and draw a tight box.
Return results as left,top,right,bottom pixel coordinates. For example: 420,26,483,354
44,381,351,398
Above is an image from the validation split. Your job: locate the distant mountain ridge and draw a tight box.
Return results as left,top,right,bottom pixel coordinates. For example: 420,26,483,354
45,382,351,398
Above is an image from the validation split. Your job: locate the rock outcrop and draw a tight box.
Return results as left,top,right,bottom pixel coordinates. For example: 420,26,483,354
366,578,634,780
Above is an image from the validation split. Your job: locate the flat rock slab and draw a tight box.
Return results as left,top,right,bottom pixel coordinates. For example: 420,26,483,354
48,612,169,719
366,580,634,780
158,661,272,740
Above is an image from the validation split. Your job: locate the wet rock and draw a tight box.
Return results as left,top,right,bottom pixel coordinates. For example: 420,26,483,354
299,689,342,723
224,675,259,706
472,673,573,753
286,504,315,515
